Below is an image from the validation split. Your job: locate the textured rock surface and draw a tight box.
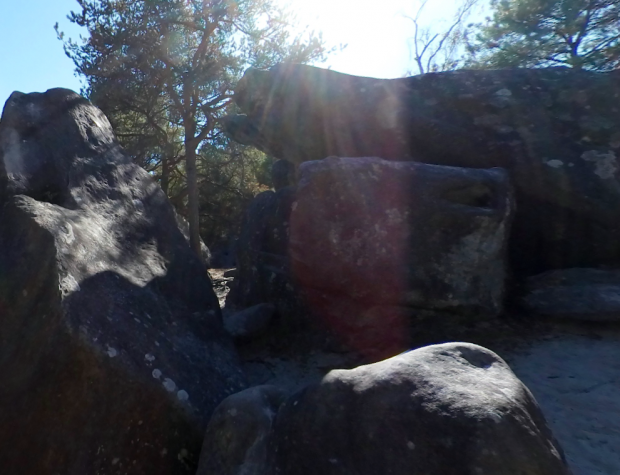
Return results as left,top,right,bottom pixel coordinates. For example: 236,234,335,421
197,385,286,475
522,268,620,321
199,343,572,475
0,89,246,474
224,303,276,340
225,64,620,275
267,343,572,475
290,157,513,314
226,185,301,317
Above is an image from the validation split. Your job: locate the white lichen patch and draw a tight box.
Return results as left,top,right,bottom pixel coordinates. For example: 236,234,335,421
152,369,162,379
495,88,512,97
386,208,404,225
106,346,118,358
545,159,564,168
163,378,177,392
144,353,155,362
407,441,415,450
581,150,618,179
177,390,189,401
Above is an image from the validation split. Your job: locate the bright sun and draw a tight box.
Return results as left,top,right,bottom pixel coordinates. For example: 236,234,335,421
280,0,486,79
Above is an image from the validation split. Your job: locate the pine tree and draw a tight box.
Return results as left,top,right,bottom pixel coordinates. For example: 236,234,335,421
58,0,331,258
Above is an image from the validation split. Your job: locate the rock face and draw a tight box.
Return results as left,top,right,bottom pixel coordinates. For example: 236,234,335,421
291,157,513,314
197,385,286,475
0,89,246,474
225,64,620,275
522,268,620,322
228,156,513,356
198,343,572,475
226,185,300,316
224,303,276,340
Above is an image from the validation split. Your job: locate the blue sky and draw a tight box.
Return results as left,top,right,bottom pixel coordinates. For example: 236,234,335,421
0,0,85,105
0,0,487,106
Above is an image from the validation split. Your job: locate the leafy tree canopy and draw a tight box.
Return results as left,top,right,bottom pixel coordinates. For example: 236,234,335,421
57,0,333,256
466,0,620,70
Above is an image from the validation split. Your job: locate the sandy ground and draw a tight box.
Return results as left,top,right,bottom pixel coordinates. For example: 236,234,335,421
504,324,620,475
209,269,619,475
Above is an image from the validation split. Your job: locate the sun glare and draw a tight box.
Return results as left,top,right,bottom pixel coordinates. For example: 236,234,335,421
279,0,481,78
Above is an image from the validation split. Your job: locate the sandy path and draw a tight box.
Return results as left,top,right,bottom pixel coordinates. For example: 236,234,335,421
506,325,620,475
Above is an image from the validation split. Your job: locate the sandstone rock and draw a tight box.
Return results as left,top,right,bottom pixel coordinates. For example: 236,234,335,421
226,64,620,275
226,185,298,314
0,89,246,474
196,385,286,475
522,268,620,321
224,303,276,340
267,343,572,475
271,159,295,191
198,343,572,475
290,156,513,316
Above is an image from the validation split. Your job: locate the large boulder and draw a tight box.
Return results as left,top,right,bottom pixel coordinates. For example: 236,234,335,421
197,385,287,475
0,89,246,474
521,268,620,322
290,157,513,315
225,64,620,275
228,157,513,356
226,185,302,319
198,343,572,475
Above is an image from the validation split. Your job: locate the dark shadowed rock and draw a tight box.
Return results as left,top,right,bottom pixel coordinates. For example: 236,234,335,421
225,64,620,275
290,157,513,315
266,343,572,475
226,185,299,315
196,385,286,475
271,159,295,191
0,89,246,474
224,303,276,340
522,268,620,322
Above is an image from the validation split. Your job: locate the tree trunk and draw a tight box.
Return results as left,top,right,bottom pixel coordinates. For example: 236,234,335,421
184,123,202,263
161,154,170,196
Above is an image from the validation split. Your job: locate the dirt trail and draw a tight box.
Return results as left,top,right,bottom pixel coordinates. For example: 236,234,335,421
505,324,620,475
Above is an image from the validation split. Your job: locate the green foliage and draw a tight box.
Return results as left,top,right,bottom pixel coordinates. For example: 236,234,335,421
466,0,620,70
57,0,332,253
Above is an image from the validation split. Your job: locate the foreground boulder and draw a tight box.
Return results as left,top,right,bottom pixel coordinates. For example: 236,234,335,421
0,89,246,474
198,343,572,475
197,385,286,475
225,64,620,275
